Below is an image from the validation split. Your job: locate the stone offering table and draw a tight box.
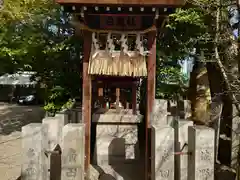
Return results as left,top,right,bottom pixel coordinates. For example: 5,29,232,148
92,109,143,180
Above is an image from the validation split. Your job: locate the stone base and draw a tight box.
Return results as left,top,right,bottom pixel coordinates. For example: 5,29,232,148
93,124,140,164
90,162,144,180
92,109,142,123
92,111,142,180
215,165,236,180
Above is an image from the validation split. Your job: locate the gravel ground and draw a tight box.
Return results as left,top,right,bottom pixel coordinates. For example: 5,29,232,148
0,103,45,180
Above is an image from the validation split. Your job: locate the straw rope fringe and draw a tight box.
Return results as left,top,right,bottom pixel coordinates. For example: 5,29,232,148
88,50,147,77
72,20,151,77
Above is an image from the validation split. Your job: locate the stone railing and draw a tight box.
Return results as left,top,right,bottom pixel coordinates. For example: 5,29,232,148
20,99,84,180
21,120,85,180
19,99,219,180
151,121,215,180
151,99,215,180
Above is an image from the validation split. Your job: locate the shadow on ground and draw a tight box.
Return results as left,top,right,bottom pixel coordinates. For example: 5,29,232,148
0,103,45,135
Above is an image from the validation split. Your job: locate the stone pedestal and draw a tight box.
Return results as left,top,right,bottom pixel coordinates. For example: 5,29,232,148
151,125,174,180
92,109,142,180
188,126,215,180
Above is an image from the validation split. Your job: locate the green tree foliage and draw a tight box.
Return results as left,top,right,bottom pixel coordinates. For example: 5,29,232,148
154,7,205,100
0,0,83,112
161,0,235,69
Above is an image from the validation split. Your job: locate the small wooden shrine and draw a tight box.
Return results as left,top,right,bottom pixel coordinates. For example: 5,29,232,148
55,0,185,179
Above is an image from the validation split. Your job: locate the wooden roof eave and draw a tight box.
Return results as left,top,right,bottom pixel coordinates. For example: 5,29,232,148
55,0,186,7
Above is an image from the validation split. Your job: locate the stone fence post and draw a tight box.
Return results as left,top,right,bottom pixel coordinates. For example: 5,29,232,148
42,115,68,179
21,123,48,180
42,115,68,150
174,119,193,180
57,109,70,124
152,125,174,180
61,124,85,180
151,99,168,126
188,126,215,180
231,105,240,170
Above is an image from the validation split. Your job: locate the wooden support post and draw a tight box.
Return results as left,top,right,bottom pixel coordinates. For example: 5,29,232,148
116,88,120,112
82,30,92,177
147,32,156,117
98,86,104,108
146,31,156,180
132,83,137,115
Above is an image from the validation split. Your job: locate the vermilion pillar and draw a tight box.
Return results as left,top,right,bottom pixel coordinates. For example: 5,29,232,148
82,30,92,175
145,31,156,180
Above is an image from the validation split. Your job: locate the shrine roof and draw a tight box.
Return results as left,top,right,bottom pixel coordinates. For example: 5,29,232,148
55,0,185,6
